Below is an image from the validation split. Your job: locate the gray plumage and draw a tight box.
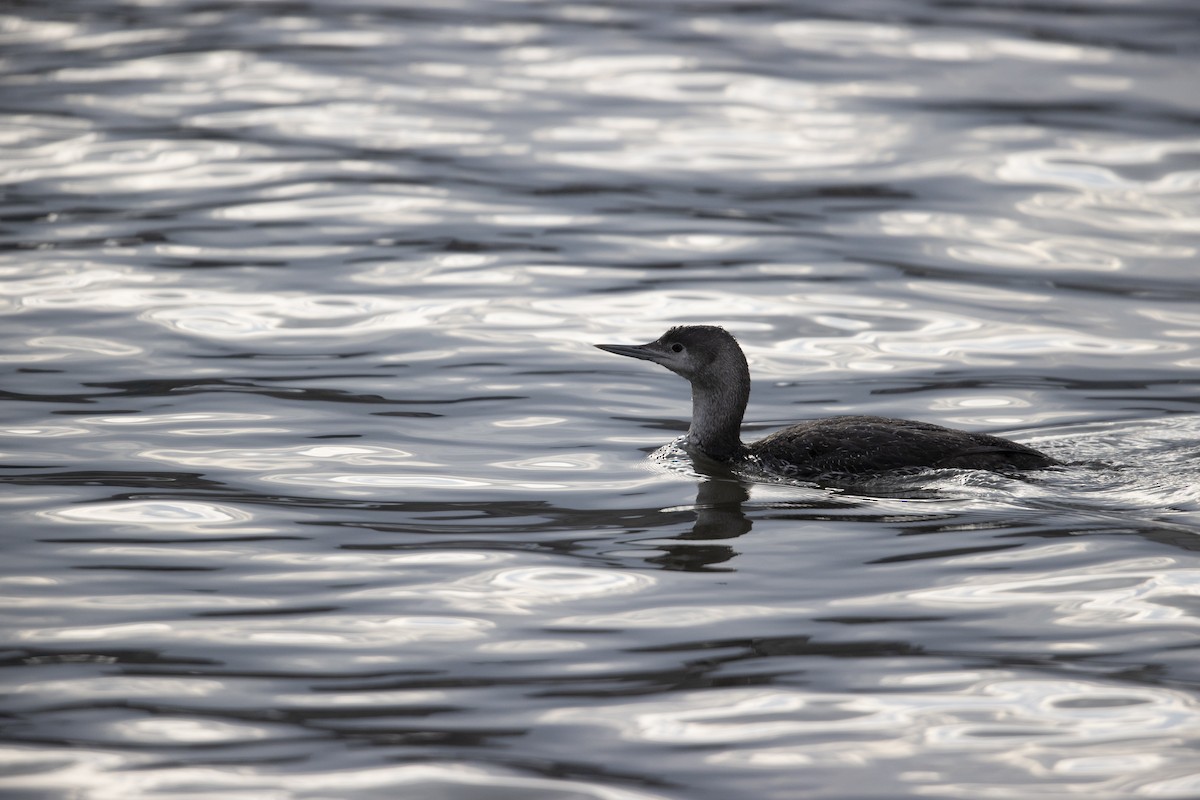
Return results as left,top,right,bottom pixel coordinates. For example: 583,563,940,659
595,325,1058,477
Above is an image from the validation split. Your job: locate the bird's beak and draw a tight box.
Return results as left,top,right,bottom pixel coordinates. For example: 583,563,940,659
594,342,663,363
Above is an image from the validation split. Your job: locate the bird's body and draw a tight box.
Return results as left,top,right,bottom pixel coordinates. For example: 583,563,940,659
749,414,1055,477
595,325,1058,477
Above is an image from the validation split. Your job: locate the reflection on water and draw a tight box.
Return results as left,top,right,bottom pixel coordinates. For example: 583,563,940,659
3,0,1200,798
45,499,255,529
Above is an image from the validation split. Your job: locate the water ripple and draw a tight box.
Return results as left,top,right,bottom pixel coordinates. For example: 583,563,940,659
544,677,1199,791
4,2,1200,798
44,500,255,532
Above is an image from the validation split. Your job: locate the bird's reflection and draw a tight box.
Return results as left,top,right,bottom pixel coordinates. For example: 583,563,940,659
647,453,752,572
646,448,889,571
690,477,754,540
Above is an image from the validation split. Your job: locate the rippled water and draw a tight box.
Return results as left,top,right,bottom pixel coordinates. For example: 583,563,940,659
3,1,1200,798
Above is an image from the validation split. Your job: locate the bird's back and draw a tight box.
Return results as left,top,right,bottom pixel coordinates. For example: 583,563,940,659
747,415,1058,477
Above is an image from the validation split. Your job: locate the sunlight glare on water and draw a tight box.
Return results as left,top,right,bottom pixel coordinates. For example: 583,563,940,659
2,0,1200,798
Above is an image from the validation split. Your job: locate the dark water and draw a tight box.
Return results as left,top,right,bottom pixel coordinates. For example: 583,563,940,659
3,1,1200,798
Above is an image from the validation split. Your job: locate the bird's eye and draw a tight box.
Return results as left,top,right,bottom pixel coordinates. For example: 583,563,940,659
670,343,684,353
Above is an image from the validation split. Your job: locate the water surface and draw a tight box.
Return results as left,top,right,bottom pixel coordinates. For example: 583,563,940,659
3,1,1200,798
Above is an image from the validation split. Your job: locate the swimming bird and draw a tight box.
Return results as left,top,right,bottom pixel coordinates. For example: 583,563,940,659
595,325,1058,477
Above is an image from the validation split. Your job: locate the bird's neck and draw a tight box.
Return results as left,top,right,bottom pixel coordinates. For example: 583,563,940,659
687,374,749,461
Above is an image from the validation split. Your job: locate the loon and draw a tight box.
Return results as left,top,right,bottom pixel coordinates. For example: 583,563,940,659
595,325,1059,477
